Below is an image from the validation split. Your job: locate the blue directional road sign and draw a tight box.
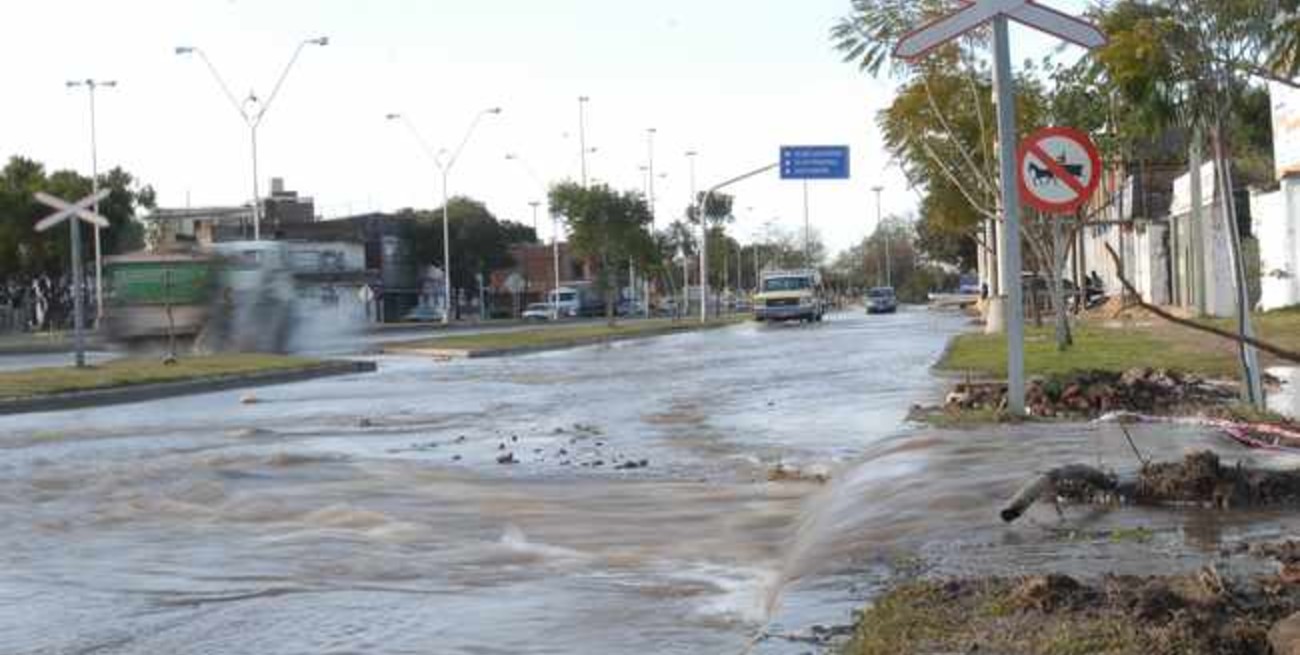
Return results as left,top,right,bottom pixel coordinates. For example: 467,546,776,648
780,145,850,180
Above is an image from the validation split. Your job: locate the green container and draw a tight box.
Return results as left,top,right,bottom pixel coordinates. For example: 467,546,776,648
106,259,216,306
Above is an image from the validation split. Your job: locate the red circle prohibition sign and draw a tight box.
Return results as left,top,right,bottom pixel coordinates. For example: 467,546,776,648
1016,126,1101,214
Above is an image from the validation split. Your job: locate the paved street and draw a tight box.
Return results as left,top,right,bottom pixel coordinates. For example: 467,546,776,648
0,309,965,654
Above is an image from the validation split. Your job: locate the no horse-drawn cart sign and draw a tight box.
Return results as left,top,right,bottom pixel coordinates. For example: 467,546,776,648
1016,126,1101,214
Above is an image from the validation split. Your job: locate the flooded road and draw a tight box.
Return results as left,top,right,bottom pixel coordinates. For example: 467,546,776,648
4,309,1294,654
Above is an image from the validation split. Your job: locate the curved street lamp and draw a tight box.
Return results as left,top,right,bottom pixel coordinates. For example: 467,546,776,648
386,107,502,324
176,37,328,240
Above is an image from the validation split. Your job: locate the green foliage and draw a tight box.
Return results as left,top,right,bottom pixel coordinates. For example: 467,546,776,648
830,0,972,77
0,156,150,279
405,196,533,288
548,183,655,320
829,216,957,302
684,191,733,227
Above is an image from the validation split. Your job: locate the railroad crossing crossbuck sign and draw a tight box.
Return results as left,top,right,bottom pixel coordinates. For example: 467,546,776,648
1016,127,1101,214
34,189,111,232
895,0,1106,57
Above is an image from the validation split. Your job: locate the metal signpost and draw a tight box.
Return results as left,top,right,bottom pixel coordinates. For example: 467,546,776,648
779,145,851,267
34,189,111,368
895,0,1105,415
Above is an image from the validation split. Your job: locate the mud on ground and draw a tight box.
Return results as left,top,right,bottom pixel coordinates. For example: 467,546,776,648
841,569,1300,655
915,368,1241,425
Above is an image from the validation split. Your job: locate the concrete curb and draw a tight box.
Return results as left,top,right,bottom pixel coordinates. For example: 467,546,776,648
0,359,378,415
383,321,746,359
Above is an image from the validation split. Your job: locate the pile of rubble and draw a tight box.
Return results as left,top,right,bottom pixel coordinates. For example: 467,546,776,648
944,368,1237,418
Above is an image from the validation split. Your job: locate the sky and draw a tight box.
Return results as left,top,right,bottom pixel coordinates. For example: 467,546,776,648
0,0,1091,256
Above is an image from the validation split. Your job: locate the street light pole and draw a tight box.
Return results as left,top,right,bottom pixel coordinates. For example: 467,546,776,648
644,129,658,316
578,96,590,186
553,210,562,320
387,107,502,325
872,185,888,287
176,37,328,241
66,78,116,323
687,150,707,322
528,200,540,235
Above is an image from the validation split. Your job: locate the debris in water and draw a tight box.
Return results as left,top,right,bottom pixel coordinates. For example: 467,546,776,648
239,393,259,405
767,462,830,484
1001,451,1300,522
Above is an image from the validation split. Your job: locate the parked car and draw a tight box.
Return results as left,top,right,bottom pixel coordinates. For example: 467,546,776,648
402,305,445,322
521,303,554,321
865,287,898,314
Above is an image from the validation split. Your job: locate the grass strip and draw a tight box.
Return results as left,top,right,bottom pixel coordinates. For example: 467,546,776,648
387,317,745,354
0,353,320,399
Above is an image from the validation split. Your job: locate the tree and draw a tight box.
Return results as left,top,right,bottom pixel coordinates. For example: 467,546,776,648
405,197,534,314
549,183,655,325
1090,0,1288,402
0,156,151,280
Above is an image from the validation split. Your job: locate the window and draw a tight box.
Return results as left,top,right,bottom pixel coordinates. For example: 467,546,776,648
763,277,811,292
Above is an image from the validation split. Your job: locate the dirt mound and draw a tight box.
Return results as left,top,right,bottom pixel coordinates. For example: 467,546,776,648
944,367,1236,419
842,572,1300,655
1136,451,1300,508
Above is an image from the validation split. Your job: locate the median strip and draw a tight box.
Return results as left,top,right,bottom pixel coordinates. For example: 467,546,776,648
0,354,376,415
382,317,747,358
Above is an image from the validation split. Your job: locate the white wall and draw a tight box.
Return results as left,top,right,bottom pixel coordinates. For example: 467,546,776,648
1170,162,1238,317
1253,177,1300,311
1132,223,1170,306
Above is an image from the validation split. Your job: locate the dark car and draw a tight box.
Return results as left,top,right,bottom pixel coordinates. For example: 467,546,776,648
865,287,898,314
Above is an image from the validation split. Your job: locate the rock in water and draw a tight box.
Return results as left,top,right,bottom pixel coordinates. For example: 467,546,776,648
496,452,516,465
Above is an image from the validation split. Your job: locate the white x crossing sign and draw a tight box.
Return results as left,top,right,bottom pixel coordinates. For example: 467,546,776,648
895,0,1106,60
34,189,111,232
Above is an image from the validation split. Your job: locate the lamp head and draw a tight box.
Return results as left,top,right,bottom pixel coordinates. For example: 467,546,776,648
385,113,402,121
175,46,195,55
308,36,329,46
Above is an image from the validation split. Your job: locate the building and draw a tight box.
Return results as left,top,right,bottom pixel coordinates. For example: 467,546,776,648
1251,81,1300,311
489,242,588,304
275,212,434,322
146,178,316,245
263,178,316,236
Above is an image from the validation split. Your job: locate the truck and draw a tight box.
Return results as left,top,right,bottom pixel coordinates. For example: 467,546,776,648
752,268,826,323
548,281,607,318
102,241,299,353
